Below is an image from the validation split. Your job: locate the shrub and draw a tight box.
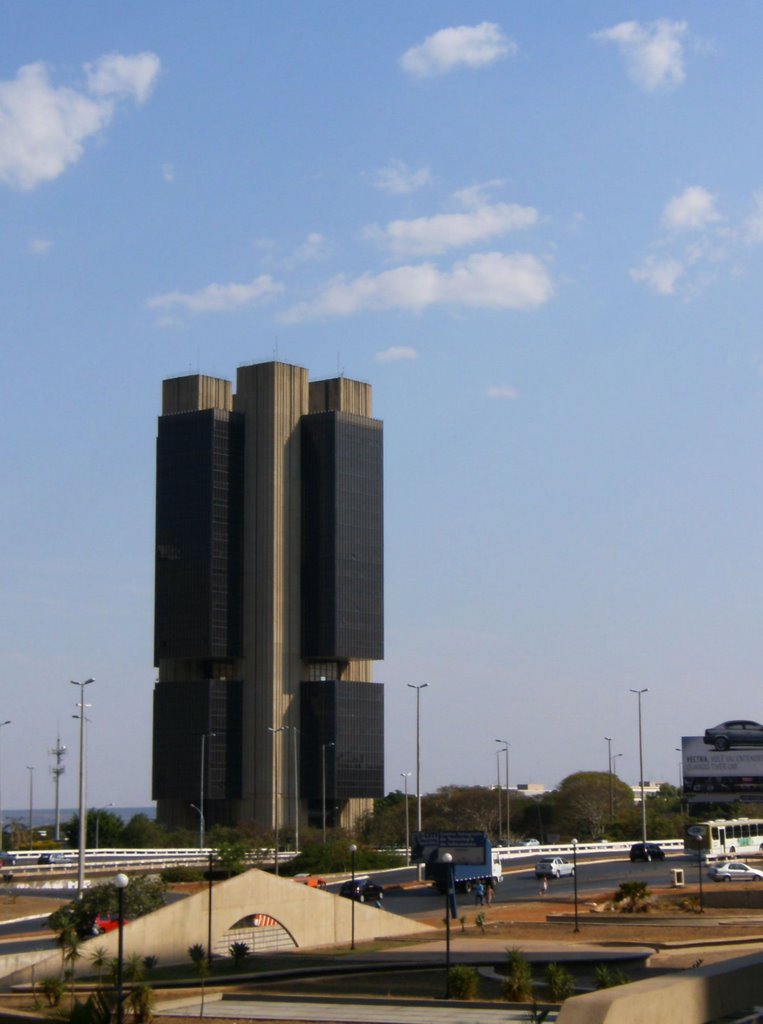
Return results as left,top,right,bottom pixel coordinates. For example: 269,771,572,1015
188,943,206,965
594,964,630,989
544,962,574,1002
127,981,155,1023
161,866,205,883
40,976,63,1007
142,954,159,973
613,881,650,912
503,947,534,1002
229,941,250,967
448,964,478,1000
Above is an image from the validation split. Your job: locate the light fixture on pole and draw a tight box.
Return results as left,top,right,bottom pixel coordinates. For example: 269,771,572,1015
496,740,510,846
95,803,114,850
400,772,411,866
26,766,34,851
114,872,128,1024
407,683,428,879
71,678,94,899
199,732,216,851
605,736,613,821
613,753,623,775
0,721,10,854
629,688,649,844
349,843,357,950
268,725,287,874
321,741,335,844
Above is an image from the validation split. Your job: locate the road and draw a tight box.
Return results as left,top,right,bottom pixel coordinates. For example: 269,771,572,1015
335,852,694,916
0,852,694,955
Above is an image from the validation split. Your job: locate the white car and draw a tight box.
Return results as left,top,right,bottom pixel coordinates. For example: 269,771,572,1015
535,856,575,879
708,861,763,882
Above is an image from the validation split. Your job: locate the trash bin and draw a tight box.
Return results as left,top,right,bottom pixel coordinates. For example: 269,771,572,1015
671,867,685,887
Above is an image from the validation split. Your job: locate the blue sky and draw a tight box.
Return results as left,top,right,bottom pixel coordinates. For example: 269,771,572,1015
2,2,763,815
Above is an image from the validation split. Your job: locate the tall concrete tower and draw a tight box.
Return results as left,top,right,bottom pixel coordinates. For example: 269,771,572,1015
152,362,384,835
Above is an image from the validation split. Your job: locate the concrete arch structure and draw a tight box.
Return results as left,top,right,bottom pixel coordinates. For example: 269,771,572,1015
2,870,434,988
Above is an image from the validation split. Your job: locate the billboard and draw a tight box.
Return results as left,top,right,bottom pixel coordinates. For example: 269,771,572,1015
411,831,487,865
682,736,763,802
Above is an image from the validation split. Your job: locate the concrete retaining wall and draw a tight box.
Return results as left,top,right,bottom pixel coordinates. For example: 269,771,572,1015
1,869,434,989
557,950,763,1024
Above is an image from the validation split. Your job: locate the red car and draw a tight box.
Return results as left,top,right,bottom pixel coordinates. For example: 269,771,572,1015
94,913,127,933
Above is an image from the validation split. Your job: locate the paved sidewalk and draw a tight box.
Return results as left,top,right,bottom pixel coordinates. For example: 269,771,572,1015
159,994,557,1023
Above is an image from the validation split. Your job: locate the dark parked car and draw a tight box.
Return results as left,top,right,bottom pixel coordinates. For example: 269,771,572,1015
703,721,763,751
630,842,665,862
339,879,384,903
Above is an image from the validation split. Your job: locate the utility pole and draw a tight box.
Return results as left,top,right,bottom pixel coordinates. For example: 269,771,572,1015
50,736,67,842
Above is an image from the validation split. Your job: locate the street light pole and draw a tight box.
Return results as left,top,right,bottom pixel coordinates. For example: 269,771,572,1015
0,721,10,853
71,678,94,899
321,741,335,844
26,766,34,850
572,839,579,933
349,843,357,950
114,872,128,1024
496,740,510,846
292,726,300,854
630,688,649,844
400,772,411,865
443,851,453,998
495,749,502,842
199,732,217,851
408,684,428,879
268,725,287,874
605,736,613,821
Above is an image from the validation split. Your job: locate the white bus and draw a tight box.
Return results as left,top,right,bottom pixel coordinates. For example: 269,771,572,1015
685,818,763,859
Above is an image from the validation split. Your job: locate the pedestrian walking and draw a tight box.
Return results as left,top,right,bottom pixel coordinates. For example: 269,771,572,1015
539,876,548,896
485,877,495,905
474,881,485,906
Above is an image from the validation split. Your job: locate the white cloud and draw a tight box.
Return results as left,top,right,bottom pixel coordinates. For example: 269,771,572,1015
373,159,431,195
400,23,516,78
662,186,720,231
744,192,763,244
375,346,418,362
28,237,53,255
0,53,160,190
629,256,684,295
289,232,328,264
592,19,687,91
280,251,552,323
162,162,175,183
486,385,518,400
365,200,538,256
147,275,283,313
84,52,160,104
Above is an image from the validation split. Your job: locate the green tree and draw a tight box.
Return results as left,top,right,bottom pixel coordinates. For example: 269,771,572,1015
554,772,634,840
62,809,125,849
121,813,169,848
49,875,166,939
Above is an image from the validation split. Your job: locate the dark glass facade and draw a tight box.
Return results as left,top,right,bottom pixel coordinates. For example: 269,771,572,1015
300,679,384,824
152,678,242,802
301,412,383,660
154,409,244,662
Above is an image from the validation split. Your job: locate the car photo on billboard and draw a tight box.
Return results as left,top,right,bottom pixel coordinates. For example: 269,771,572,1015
703,721,763,751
